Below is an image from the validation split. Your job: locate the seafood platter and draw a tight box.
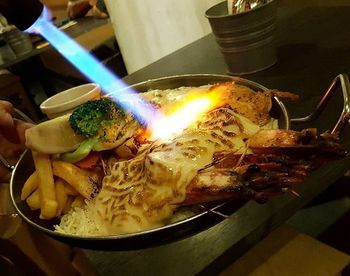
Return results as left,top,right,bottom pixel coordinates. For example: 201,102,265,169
10,74,350,249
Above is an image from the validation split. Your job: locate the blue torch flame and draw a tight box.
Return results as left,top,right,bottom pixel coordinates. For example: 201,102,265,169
27,7,157,125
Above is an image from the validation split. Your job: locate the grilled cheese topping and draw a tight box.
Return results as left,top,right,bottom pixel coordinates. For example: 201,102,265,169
55,83,278,235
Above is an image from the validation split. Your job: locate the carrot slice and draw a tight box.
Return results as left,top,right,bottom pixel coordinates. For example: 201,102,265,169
75,151,101,169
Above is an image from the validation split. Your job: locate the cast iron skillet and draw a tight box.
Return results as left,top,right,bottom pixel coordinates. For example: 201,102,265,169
9,74,350,250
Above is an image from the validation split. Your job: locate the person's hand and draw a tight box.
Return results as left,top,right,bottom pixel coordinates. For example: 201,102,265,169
67,0,93,19
67,0,108,19
0,101,33,182
89,0,108,19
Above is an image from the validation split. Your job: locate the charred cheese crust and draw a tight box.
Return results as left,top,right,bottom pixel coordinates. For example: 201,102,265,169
55,83,280,235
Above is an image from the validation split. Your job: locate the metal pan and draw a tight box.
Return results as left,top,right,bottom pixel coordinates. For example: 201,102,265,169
9,74,350,250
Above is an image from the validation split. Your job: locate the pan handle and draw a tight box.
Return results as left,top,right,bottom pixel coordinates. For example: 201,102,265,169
290,73,350,134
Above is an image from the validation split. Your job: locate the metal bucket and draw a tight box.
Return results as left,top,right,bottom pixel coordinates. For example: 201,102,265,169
205,1,277,75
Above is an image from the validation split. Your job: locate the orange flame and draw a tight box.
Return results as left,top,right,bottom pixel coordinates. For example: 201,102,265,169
147,87,228,141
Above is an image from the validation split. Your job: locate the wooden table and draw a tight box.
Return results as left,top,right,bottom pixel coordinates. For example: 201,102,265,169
78,1,350,275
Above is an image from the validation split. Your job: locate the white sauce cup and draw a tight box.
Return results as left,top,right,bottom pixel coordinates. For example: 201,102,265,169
40,83,101,119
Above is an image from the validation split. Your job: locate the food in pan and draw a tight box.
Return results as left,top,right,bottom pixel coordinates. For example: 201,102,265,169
23,82,347,236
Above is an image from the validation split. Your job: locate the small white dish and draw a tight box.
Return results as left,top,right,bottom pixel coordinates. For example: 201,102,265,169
40,83,101,119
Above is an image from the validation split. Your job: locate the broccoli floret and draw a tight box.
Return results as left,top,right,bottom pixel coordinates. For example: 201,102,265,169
69,98,124,138
64,98,136,162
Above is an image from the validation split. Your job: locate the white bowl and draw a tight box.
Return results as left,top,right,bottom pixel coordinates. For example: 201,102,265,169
40,83,101,119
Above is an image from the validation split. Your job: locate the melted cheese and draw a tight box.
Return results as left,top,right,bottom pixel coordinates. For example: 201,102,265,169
142,85,212,107
56,85,279,236
86,113,267,234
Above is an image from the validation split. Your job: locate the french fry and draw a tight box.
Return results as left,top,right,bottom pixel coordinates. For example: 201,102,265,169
85,168,101,184
71,195,85,209
26,189,40,211
21,172,38,200
52,161,96,199
55,178,68,217
32,151,58,220
63,181,79,196
78,166,101,185
62,196,74,215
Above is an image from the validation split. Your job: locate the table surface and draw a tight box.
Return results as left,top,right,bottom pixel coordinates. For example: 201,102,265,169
83,1,350,275
0,17,110,70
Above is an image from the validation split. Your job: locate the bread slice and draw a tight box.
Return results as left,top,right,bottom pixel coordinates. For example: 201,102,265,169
25,114,84,154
